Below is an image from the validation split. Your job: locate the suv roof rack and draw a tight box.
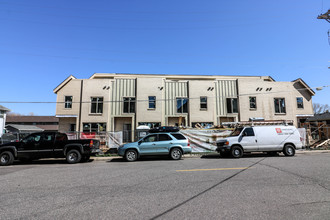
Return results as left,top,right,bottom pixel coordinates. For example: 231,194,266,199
149,126,180,133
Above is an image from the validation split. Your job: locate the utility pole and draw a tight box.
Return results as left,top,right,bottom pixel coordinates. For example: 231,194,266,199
318,9,330,68
318,9,330,22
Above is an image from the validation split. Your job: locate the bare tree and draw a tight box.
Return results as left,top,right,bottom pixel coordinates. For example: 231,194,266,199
7,112,37,116
313,103,330,114
7,112,22,116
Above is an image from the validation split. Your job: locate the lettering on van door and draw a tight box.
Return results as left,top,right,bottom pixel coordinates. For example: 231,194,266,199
276,128,294,135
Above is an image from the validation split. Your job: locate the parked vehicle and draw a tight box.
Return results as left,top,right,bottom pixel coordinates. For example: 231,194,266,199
0,132,101,166
216,125,303,158
118,130,192,162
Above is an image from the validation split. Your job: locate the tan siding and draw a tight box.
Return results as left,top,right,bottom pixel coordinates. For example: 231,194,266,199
165,81,188,116
111,79,136,116
215,80,237,116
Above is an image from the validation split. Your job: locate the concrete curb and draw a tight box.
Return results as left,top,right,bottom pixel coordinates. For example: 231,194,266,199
91,150,330,161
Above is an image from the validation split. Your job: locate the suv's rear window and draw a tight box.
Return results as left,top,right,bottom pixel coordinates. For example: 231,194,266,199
171,133,186,140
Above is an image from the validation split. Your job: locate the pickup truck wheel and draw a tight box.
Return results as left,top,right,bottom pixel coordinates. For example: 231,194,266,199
81,155,90,162
283,144,295,156
170,148,182,160
66,149,82,164
231,146,243,158
125,149,138,162
0,151,14,166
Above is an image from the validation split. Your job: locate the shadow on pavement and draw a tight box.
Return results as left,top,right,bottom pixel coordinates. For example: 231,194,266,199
107,156,175,163
12,159,95,166
201,153,283,159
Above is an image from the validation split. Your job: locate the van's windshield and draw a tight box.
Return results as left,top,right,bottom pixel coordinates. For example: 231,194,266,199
229,127,243,137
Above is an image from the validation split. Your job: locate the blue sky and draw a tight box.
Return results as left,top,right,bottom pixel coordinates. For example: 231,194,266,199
0,0,329,115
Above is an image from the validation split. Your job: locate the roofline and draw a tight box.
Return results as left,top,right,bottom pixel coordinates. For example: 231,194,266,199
0,105,11,112
5,124,44,130
53,75,77,94
292,78,315,96
268,76,276,82
89,72,273,80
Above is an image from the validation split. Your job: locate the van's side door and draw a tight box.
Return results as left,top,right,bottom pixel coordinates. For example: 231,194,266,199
239,128,258,152
255,127,279,151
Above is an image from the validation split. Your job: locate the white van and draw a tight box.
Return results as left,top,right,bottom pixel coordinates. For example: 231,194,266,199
216,125,303,158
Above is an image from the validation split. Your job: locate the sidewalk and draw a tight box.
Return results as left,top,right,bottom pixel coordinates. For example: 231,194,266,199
92,149,330,161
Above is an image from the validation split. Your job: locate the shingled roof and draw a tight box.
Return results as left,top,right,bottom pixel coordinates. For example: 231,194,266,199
307,112,330,122
6,116,58,123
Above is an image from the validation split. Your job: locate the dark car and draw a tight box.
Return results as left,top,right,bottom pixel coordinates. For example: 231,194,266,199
0,132,100,166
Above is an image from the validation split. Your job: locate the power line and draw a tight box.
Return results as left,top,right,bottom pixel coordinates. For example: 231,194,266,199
1,17,269,31
0,50,223,66
0,8,223,23
0,1,227,15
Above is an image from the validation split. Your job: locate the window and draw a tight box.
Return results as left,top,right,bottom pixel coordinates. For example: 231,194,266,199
297,97,304,109
200,97,207,110
158,134,172,141
91,97,103,114
226,98,238,113
274,98,286,114
83,123,106,132
148,96,156,109
171,133,186,140
65,96,72,109
24,134,42,143
229,128,244,137
70,124,76,132
143,134,157,142
243,128,255,136
43,134,54,142
56,133,68,141
249,97,256,109
123,97,136,113
176,98,188,113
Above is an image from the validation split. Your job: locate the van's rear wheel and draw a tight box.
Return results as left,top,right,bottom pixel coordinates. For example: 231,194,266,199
283,144,295,156
231,146,243,158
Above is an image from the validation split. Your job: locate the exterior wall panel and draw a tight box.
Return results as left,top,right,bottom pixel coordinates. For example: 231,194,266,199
165,81,188,116
111,79,136,116
215,80,237,116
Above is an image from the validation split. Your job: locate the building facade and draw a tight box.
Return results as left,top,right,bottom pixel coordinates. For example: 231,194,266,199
53,73,315,136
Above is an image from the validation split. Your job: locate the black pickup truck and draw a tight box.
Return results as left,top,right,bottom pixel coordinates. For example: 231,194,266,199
0,132,101,166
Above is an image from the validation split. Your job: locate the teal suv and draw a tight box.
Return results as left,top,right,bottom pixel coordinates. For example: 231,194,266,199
118,132,192,162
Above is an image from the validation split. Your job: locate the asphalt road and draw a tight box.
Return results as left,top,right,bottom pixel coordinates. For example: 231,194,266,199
1,152,329,220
